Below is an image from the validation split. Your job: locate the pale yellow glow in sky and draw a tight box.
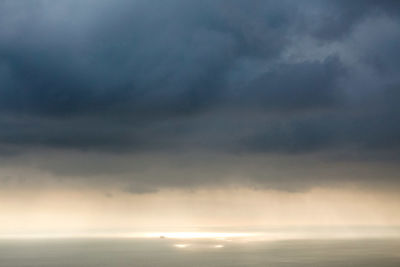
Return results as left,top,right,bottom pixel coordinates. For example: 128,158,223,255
0,186,400,237
146,232,257,239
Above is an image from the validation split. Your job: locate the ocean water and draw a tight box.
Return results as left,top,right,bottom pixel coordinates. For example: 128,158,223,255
0,238,400,267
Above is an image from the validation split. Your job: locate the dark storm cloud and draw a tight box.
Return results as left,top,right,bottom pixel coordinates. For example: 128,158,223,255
231,56,345,110
0,0,400,191
301,0,400,41
0,0,295,118
0,0,299,150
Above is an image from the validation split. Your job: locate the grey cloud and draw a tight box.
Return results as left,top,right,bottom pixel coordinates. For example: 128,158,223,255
0,0,400,191
231,56,345,111
301,0,400,41
0,0,296,118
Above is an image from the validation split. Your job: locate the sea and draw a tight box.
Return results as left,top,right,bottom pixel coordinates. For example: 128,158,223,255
1,237,400,267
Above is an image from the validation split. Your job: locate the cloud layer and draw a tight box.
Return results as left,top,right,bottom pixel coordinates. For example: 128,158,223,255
0,0,400,192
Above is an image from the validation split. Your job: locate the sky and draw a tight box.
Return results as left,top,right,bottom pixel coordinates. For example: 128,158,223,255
0,0,400,234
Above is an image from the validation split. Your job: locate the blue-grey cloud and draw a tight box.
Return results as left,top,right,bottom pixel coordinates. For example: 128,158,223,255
0,0,400,191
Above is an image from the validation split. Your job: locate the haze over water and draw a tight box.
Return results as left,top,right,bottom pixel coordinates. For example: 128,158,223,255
1,227,400,267
1,237,400,267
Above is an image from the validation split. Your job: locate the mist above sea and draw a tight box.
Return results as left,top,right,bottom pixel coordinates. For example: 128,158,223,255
1,227,400,267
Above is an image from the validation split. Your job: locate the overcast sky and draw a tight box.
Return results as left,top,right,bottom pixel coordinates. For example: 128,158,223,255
0,0,400,198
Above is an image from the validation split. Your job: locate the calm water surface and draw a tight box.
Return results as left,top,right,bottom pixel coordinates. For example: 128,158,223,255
0,238,399,267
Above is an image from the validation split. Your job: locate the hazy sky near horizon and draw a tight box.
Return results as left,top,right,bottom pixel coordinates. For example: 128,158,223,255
1,1,400,230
